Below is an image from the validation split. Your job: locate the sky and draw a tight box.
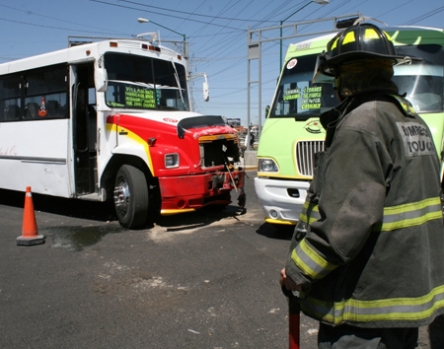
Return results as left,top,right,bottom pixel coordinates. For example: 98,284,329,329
1,0,443,127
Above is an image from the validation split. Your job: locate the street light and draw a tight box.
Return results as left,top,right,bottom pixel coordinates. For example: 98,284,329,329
279,0,329,69
137,17,187,58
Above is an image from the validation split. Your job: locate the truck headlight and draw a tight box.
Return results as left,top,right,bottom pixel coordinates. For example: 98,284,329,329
258,158,278,172
165,153,179,168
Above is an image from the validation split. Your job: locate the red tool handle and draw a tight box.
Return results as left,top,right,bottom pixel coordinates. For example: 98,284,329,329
282,286,301,349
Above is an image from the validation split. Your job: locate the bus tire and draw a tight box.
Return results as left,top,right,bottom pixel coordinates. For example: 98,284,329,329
113,164,148,229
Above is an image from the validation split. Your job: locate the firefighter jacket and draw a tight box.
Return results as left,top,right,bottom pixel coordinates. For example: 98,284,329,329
285,92,444,328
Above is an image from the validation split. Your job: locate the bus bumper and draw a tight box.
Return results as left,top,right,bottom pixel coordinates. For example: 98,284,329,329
159,170,245,214
254,176,310,225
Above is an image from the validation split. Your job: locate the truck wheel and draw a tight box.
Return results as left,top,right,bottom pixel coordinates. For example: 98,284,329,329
113,164,148,229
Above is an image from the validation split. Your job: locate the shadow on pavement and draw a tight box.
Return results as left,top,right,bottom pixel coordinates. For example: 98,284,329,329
155,204,246,231
256,222,294,240
0,188,112,221
0,188,246,230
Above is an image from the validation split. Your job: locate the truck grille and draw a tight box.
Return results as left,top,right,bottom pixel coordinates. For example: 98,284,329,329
296,140,325,177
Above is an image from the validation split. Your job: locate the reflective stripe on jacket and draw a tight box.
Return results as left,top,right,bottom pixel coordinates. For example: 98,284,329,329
285,94,444,328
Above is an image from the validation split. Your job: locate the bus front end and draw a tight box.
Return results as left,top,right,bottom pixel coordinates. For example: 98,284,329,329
98,42,245,228
255,118,324,225
255,36,337,226
107,112,245,223
255,26,444,226
150,115,245,215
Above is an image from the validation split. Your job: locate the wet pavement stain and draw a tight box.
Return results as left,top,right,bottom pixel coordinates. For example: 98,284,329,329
47,225,124,251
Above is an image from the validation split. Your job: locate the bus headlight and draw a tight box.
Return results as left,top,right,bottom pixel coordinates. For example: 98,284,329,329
258,159,278,172
165,153,179,168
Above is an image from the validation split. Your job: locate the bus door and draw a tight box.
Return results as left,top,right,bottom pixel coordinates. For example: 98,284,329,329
71,63,98,195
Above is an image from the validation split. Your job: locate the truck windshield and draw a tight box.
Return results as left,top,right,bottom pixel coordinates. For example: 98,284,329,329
270,54,340,121
104,52,189,111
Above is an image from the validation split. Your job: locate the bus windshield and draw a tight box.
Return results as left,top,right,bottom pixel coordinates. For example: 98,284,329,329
272,44,444,121
270,54,340,121
104,52,189,111
393,44,444,113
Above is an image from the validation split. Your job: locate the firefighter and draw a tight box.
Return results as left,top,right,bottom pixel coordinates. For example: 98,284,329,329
279,22,444,348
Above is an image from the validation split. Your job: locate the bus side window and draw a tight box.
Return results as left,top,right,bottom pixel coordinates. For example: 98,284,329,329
25,102,39,119
5,104,20,120
26,65,67,119
46,100,61,118
0,76,21,121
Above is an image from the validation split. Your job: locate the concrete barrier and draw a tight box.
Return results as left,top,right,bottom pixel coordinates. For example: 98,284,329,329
242,150,257,170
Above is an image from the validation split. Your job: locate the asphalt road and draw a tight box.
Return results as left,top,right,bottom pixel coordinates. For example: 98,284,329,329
0,171,443,349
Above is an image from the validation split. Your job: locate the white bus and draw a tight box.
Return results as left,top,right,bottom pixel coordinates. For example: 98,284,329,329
0,35,245,229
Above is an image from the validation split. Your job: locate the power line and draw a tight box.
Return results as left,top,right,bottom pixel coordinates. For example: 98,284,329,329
406,5,444,25
0,17,116,35
189,0,243,41
0,4,122,35
175,0,206,31
119,0,277,23
90,0,246,31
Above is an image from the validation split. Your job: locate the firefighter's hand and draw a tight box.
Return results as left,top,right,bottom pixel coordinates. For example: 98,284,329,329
280,268,302,292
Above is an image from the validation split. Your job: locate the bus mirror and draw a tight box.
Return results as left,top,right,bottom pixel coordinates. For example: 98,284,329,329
188,72,209,101
265,105,270,118
203,79,209,102
95,67,108,92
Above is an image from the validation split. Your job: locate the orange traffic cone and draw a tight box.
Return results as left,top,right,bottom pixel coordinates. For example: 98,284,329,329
16,186,45,246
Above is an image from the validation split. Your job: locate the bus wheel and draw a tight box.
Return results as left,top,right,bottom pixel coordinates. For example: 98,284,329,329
113,164,148,229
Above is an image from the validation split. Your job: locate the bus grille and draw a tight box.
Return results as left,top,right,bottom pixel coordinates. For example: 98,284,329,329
200,137,240,168
296,140,325,177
